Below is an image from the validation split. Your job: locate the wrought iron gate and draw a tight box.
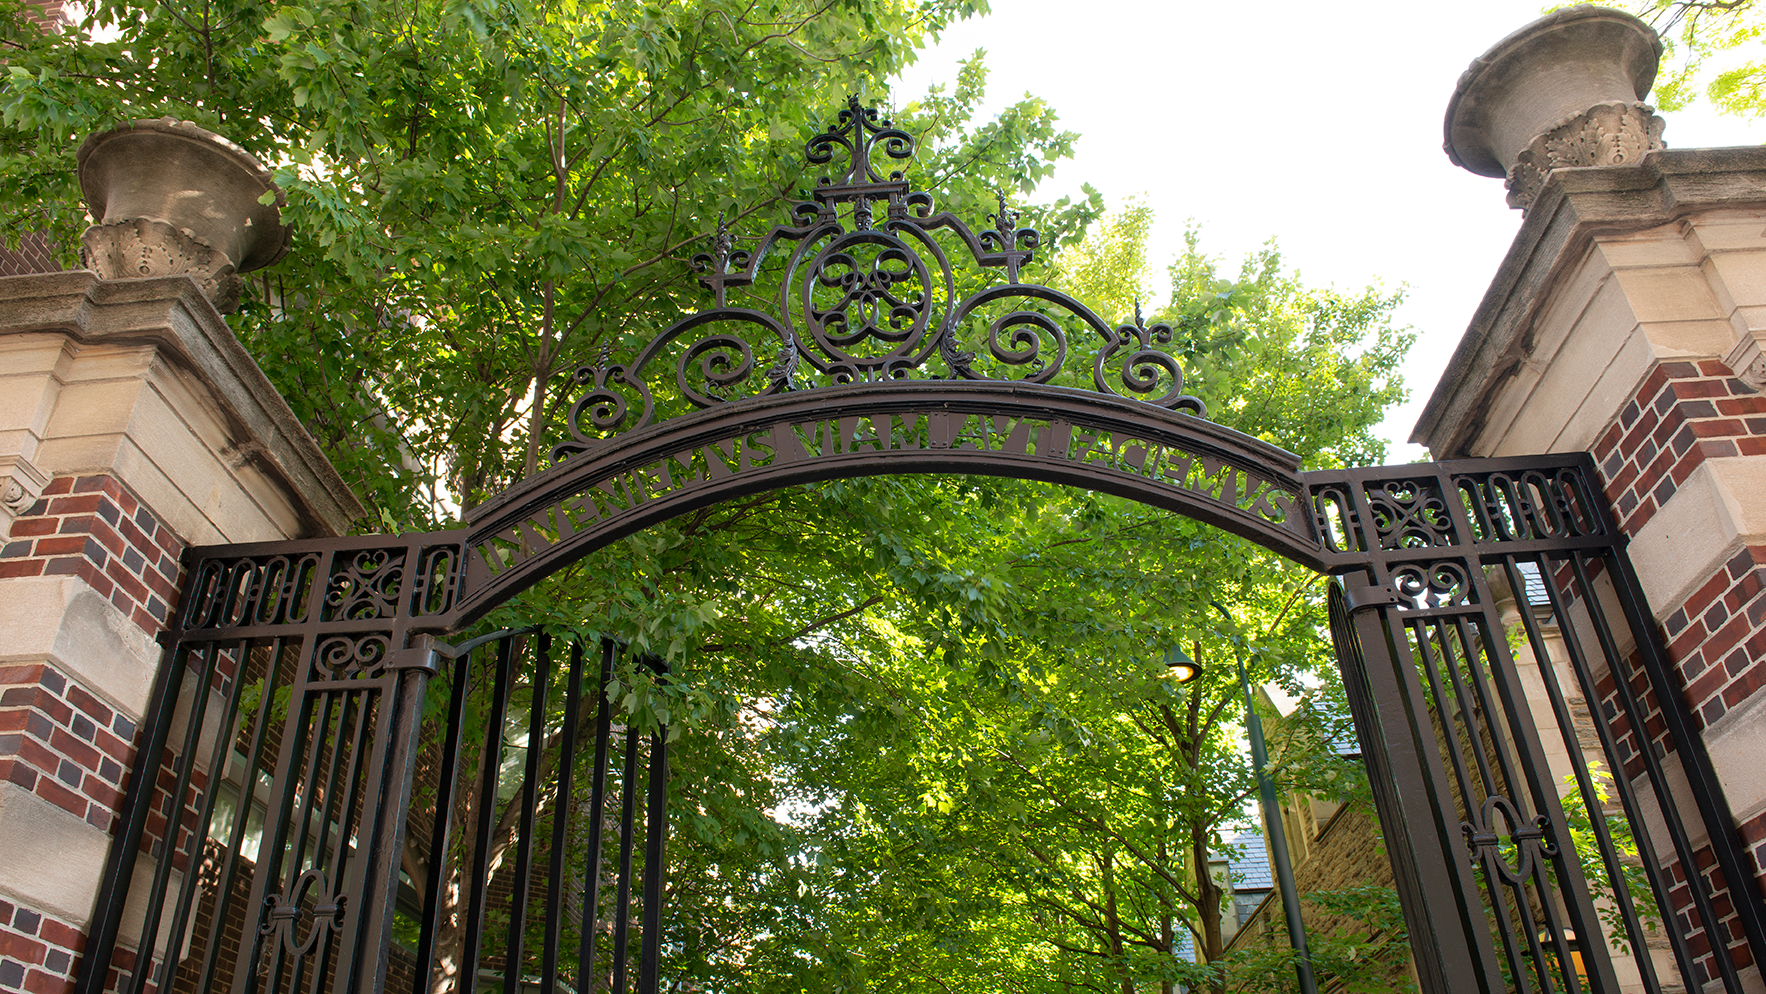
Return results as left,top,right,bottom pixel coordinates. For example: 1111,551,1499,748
1320,457,1766,994
73,100,1765,994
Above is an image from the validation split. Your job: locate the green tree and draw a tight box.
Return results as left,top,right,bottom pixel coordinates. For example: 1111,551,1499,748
1,0,1095,527
1628,0,1766,117
0,4,1418,989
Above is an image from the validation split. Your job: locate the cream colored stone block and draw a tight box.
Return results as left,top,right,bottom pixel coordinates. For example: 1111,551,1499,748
1598,230,1702,269
1554,326,1656,452
1630,703,1766,911
41,375,149,441
0,781,111,925
1613,267,1726,323
0,780,187,950
1729,304,1766,339
1703,250,1766,310
1637,318,1744,357
0,575,160,720
104,437,229,546
1629,457,1766,618
1684,210,1766,252
1531,243,1617,351
1489,279,1640,455
31,433,128,481
0,371,58,438
1705,689,1766,829
46,343,154,384
0,336,72,379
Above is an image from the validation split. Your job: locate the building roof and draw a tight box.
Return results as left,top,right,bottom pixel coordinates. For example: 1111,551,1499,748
1515,560,1550,606
1223,829,1273,890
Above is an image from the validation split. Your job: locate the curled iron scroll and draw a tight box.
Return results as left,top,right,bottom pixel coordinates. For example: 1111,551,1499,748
550,99,1215,459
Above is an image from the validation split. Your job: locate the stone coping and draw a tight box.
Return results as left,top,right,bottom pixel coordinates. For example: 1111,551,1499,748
0,270,362,536
1413,146,1766,457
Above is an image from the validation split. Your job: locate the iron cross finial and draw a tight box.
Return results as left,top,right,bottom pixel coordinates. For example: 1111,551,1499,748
690,212,751,307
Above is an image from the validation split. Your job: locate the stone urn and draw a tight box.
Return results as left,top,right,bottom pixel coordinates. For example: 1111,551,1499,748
77,118,291,312
1444,5,1665,210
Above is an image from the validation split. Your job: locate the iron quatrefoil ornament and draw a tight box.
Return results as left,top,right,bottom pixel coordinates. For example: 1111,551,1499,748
552,97,1206,463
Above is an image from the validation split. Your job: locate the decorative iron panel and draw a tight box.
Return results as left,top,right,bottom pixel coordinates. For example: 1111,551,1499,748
1310,455,1766,994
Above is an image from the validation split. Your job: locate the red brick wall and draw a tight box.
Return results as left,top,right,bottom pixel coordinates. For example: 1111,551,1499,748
1586,356,1766,986
1593,359,1766,539
0,474,184,638
0,662,136,836
0,899,86,994
0,232,64,278
1589,356,1766,740
0,472,188,993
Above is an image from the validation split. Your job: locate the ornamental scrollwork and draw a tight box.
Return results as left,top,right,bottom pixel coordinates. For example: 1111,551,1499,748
553,97,1205,462
1462,794,1559,884
313,633,391,682
261,868,347,958
1366,479,1457,550
322,549,405,622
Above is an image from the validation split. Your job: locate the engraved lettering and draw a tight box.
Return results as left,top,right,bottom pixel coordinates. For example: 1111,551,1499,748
743,431,776,469
892,413,923,450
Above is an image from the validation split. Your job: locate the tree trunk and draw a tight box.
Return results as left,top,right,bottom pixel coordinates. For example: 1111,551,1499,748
1193,826,1226,994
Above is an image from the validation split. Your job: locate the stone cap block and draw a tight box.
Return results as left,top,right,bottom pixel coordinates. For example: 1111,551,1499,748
0,270,362,536
1414,146,1766,457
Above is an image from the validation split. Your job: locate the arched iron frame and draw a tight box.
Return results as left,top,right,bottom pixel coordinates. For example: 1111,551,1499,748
75,100,1766,994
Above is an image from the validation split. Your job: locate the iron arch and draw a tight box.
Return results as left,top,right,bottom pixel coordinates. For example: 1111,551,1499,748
450,379,1323,627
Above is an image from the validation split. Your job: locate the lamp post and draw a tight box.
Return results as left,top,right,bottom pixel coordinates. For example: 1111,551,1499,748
1172,604,1317,994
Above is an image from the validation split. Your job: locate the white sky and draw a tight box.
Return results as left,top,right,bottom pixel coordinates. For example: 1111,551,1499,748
891,0,1762,461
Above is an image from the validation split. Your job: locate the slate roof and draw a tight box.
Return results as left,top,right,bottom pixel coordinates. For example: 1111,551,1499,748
1224,829,1273,890
1515,560,1550,606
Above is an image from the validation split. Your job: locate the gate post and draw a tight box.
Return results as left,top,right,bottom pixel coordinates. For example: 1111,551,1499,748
0,270,361,992
1427,8,1766,985
1328,578,1497,994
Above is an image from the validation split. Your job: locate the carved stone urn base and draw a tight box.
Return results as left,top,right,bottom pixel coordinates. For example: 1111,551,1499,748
1504,101,1666,209
80,217,243,313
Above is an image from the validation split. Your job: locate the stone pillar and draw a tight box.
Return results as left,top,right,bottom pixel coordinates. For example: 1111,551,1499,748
0,124,356,992
1425,7,1766,991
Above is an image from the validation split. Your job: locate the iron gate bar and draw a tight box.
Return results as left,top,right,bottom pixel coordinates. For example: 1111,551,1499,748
500,633,550,994
1570,553,1752,991
638,658,671,994
411,627,526,988
1507,553,1673,994
1330,578,1507,994
541,639,586,992
611,723,641,994
197,639,287,994
137,641,219,994
457,632,517,989
578,639,617,991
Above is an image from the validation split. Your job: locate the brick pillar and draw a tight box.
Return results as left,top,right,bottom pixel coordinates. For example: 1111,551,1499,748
0,271,360,993
1416,147,1766,992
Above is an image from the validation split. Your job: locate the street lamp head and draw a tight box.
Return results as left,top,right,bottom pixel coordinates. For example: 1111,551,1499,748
1162,644,1201,684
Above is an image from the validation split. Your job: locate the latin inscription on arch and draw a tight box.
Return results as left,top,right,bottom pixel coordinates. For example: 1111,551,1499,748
469,410,1308,582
